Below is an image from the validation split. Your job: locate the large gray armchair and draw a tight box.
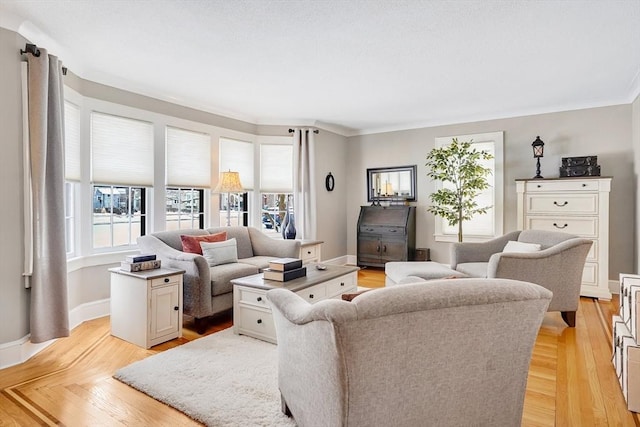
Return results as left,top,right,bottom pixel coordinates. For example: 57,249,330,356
267,278,551,427
450,229,592,326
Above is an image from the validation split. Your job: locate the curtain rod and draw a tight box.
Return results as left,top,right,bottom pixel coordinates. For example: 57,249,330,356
289,128,319,134
20,43,67,75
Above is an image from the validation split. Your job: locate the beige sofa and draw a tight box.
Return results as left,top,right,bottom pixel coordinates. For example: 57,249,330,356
137,226,300,332
267,278,551,427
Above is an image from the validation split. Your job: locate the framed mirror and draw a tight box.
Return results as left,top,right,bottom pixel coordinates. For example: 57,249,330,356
367,165,417,202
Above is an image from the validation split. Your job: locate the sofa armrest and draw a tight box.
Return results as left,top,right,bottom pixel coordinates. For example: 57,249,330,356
266,289,357,325
450,230,521,269
248,227,301,258
137,235,212,317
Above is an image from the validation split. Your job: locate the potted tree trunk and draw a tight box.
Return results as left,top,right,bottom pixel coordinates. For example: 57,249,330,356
425,138,493,242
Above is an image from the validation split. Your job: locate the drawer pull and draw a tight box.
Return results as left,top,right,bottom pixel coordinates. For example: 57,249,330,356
553,201,568,207
257,319,262,324
383,245,387,253
257,297,262,302
389,229,397,232
340,282,345,287
553,223,568,229
537,184,542,188
582,183,587,187
309,294,314,299
307,251,312,254
164,278,170,283
376,245,380,252
174,306,179,311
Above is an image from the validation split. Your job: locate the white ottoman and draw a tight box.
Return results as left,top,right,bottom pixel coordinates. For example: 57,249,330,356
385,261,466,286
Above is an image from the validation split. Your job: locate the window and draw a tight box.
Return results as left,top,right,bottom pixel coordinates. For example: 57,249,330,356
260,143,293,236
92,185,146,248
91,112,153,249
64,100,81,256
433,131,504,242
166,127,211,229
166,188,204,230
219,138,253,227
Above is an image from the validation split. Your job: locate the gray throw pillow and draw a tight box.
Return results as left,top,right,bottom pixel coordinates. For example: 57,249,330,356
201,238,238,266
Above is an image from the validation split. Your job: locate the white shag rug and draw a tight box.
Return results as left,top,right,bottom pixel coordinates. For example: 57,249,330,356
114,328,296,427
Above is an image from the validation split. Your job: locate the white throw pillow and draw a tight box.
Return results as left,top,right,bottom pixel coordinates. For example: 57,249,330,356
201,238,238,266
503,240,542,253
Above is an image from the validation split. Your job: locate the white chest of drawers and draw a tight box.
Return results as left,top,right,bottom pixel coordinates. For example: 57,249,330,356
516,177,612,299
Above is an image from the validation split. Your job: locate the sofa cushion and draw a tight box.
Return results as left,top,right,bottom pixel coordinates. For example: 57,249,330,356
210,262,259,296
181,232,227,255
455,262,489,278
152,228,209,251
238,256,279,271
201,238,238,266
503,240,541,253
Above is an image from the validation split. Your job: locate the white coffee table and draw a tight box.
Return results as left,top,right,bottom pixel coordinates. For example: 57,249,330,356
231,264,359,343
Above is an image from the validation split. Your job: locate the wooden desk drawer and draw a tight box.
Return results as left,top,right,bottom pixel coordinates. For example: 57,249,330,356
325,273,357,297
526,193,598,215
525,216,598,238
151,274,181,288
525,180,599,192
237,287,269,308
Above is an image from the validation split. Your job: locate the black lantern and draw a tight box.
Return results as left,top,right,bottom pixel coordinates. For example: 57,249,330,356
531,136,544,179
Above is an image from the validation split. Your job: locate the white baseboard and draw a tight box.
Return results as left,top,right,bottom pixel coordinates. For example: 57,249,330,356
609,279,619,295
323,255,353,266
0,298,110,370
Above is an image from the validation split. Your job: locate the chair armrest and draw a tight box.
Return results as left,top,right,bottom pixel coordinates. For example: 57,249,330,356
450,230,521,269
487,238,592,311
137,235,212,316
266,289,357,325
248,227,301,258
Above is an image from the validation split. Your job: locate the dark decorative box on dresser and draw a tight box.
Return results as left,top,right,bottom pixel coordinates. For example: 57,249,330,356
357,206,416,267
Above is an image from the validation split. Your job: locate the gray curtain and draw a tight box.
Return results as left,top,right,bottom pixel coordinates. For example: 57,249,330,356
26,50,69,343
292,128,317,240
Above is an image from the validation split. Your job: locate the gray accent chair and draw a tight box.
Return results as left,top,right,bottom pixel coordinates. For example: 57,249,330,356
267,278,551,427
137,226,300,333
450,229,592,327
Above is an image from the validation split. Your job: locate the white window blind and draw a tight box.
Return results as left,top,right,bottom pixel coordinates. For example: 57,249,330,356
219,138,254,190
91,112,154,186
64,101,81,181
260,144,293,192
166,126,211,188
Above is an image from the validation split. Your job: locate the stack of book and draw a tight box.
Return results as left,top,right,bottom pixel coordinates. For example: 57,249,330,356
120,254,161,272
263,258,306,282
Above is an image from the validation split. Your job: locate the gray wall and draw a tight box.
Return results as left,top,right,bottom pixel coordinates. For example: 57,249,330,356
347,105,634,280
0,28,30,343
633,94,640,271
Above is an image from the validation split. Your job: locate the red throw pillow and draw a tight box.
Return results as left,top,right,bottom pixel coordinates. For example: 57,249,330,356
180,232,227,255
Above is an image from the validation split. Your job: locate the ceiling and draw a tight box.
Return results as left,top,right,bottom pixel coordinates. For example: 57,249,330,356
2,0,639,136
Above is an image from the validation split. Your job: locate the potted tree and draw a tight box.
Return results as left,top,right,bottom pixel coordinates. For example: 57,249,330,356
425,138,493,242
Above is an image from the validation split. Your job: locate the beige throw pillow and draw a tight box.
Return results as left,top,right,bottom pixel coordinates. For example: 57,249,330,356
503,240,542,253
201,238,238,266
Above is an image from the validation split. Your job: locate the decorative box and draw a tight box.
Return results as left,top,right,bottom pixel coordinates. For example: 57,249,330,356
561,156,598,167
559,165,601,177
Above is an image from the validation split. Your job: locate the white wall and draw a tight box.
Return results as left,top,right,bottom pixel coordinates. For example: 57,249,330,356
633,93,640,272
0,28,30,343
347,105,635,280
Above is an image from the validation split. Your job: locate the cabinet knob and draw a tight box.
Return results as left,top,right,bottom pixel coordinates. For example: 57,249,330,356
257,319,263,324
257,296,262,302
173,306,179,311
340,282,345,287
582,183,587,187
537,184,541,188
309,294,314,299
164,278,170,283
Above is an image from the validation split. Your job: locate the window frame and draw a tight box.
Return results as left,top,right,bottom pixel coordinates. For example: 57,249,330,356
166,187,205,230
91,184,147,250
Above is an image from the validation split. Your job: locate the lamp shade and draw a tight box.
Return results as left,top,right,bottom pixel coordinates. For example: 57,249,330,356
213,171,244,193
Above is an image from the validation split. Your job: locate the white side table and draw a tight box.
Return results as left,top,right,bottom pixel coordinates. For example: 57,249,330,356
299,240,323,263
109,267,185,349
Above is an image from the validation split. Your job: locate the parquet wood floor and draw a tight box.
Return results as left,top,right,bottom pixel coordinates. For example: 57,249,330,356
1,268,638,426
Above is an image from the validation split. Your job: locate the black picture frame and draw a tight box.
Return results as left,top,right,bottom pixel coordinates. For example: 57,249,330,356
366,165,417,202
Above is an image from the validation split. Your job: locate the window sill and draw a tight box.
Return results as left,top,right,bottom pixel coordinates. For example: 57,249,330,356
67,250,138,273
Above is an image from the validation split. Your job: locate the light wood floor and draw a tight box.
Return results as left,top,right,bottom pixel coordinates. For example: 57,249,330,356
1,268,639,426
